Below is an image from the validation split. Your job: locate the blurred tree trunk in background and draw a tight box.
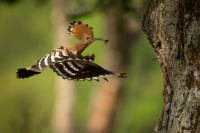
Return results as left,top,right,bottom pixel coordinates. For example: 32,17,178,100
142,0,200,132
52,0,74,133
87,1,140,133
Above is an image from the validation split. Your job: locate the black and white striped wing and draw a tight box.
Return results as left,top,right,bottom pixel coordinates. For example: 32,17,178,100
16,49,75,79
16,48,126,81
50,58,126,81
35,50,71,70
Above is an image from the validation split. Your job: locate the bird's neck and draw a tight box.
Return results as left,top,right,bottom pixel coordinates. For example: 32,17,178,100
68,42,90,55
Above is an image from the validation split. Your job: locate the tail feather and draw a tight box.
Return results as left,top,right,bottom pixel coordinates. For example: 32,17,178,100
16,68,41,79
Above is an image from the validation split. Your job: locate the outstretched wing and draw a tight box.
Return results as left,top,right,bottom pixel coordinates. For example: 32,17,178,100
50,55,126,82
16,47,126,81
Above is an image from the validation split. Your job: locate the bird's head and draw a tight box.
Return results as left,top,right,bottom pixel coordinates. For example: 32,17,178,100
68,21,108,46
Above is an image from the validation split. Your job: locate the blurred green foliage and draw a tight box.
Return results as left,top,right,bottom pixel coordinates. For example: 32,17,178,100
0,1,54,133
0,0,163,133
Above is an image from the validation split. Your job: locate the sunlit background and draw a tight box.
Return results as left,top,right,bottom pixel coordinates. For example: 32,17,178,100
0,0,163,133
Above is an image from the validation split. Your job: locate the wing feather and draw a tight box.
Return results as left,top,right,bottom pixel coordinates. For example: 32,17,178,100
49,54,126,81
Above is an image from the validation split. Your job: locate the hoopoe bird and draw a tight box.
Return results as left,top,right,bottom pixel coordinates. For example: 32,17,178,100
16,21,126,81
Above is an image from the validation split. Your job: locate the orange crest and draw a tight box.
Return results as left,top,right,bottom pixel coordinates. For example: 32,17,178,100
68,21,94,40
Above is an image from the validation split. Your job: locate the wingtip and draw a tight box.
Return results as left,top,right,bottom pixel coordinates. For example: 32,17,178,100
113,72,127,78
103,77,109,82
105,39,109,44
120,73,127,78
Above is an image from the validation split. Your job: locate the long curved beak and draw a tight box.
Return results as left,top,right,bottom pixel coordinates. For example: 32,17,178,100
93,38,109,44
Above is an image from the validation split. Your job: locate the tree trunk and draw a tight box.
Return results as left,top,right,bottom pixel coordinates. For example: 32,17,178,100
142,0,200,132
87,5,124,133
51,0,74,133
87,1,140,133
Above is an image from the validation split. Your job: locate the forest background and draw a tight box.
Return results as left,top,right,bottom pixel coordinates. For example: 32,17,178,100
0,0,163,133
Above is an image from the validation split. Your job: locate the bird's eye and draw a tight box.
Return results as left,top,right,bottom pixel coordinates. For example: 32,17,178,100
86,37,89,40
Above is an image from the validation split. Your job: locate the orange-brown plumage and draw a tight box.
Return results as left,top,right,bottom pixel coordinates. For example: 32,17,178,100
68,21,94,40
67,21,109,55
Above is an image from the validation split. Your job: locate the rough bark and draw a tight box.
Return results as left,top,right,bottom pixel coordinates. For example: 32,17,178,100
51,0,74,133
142,0,200,132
